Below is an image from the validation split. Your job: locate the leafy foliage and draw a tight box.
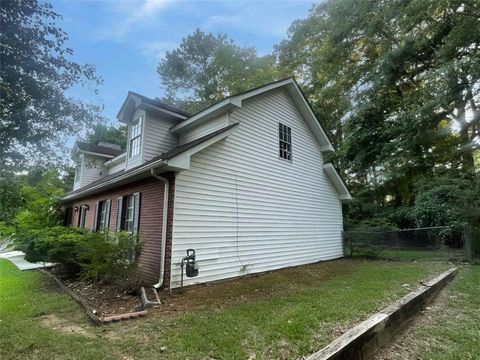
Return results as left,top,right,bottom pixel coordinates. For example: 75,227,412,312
276,0,480,228
15,227,140,282
158,29,286,113
0,0,104,171
83,124,127,149
0,166,68,226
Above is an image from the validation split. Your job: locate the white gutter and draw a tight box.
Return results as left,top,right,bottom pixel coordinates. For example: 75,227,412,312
104,153,126,166
150,168,170,289
78,150,116,159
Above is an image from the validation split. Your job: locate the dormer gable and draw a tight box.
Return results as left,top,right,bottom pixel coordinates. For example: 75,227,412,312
72,141,124,190
117,92,190,170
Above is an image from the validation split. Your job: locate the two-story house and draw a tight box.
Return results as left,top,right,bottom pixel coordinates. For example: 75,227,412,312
60,77,351,289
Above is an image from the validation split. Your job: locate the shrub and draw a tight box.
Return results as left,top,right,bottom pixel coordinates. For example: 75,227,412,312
15,226,141,282
0,221,15,239
77,231,141,282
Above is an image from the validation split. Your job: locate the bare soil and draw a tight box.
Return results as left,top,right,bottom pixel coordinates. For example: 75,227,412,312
39,314,93,337
48,268,143,318
374,287,450,360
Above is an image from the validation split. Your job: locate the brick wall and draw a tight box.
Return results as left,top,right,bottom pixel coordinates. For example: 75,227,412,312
66,173,175,285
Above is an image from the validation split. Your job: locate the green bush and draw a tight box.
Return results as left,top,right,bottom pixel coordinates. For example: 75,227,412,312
0,221,15,239
77,231,141,282
15,226,141,282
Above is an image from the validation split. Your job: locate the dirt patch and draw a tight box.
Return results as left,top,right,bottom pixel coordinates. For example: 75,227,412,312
374,287,450,360
39,314,92,337
46,268,143,318
63,279,142,317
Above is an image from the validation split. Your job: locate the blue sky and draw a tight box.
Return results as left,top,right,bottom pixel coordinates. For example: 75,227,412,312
54,0,314,125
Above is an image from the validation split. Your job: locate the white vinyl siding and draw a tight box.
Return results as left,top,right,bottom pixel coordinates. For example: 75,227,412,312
178,113,229,145
171,88,344,288
142,112,178,161
107,159,126,174
73,157,83,190
73,154,107,190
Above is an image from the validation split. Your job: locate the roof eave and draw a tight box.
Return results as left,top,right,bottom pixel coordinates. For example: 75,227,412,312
167,123,238,170
117,92,188,123
60,159,168,203
170,98,241,134
170,77,335,153
323,163,352,202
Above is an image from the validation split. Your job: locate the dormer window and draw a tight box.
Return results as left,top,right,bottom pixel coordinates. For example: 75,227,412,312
129,116,142,157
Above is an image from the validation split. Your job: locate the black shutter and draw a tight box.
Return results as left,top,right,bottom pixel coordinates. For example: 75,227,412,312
92,202,99,232
133,192,141,235
105,199,111,231
116,197,123,232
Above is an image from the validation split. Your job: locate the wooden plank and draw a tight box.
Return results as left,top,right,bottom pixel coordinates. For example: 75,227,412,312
304,268,458,360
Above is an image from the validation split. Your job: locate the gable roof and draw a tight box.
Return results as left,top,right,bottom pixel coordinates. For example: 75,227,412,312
74,142,124,158
61,123,238,202
128,91,192,117
170,77,335,153
117,91,190,123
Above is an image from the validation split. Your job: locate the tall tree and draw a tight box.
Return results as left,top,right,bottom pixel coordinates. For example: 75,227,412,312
83,124,127,149
0,0,103,172
277,0,480,206
158,29,285,113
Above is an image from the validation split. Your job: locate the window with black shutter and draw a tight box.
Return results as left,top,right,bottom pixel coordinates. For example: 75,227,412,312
78,206,87,228
95,200,111,232
118,193,141,234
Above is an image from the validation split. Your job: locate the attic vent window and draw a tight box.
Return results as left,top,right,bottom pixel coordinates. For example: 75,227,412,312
279,123,292,161
129,116,142,157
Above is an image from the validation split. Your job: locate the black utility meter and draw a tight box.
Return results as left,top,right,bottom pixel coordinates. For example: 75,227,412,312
180,248,199,287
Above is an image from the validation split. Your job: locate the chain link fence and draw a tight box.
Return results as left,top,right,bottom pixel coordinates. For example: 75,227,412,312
343,226,478,262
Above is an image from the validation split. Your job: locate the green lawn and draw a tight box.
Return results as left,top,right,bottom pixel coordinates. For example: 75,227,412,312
352,248,467,262
377,265,480,360
0,258,451,360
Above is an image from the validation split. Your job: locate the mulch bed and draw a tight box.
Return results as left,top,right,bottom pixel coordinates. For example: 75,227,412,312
47,267,143,318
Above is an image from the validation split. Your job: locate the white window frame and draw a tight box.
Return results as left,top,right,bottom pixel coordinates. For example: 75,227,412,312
124,195,135,233
129,116,142,158
278,122,292,161
98,201,108,231
78,206,87,228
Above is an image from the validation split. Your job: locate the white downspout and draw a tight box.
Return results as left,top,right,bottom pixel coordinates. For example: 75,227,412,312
150,168,169,289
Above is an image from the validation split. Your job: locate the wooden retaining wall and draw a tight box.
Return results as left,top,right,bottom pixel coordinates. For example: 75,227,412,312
305,267,458,360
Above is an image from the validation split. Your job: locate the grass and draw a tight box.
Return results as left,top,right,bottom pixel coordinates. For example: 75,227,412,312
379,249,464,261
0,258,451,360
352,248,467,262
379,265,480,360
0,260,114,360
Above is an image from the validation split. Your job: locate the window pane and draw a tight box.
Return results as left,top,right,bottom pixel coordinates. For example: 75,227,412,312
129,117,142,157
278,123,292,161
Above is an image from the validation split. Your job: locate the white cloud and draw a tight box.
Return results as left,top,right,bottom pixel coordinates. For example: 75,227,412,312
139,40,177,62
201,2,304,39
101,0,174,40
204,15,242,29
